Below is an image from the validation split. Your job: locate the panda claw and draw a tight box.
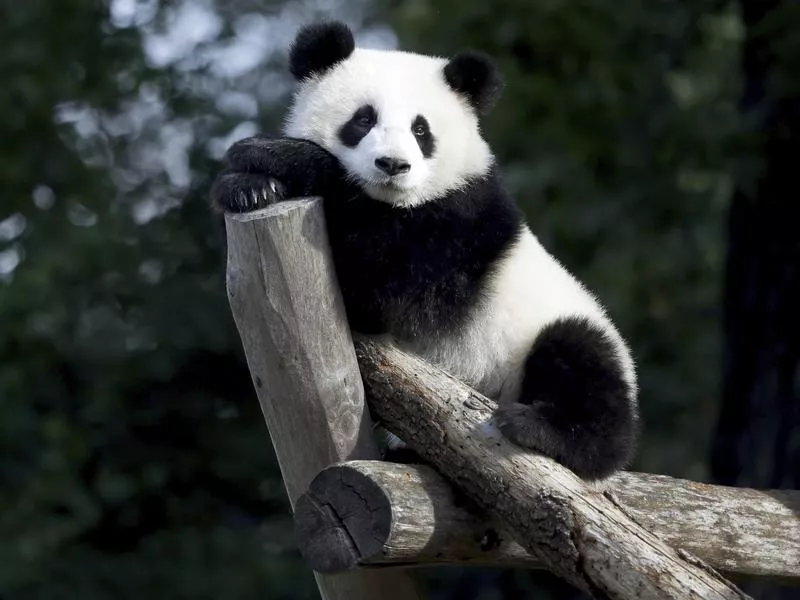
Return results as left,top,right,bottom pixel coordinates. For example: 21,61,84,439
209,164,289,214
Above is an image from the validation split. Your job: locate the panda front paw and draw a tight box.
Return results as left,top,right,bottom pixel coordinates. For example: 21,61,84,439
210,172,287,213
210,134,347,213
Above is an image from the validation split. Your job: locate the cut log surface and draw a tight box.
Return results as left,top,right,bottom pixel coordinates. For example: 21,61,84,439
343,338,755,600
224,199,422,600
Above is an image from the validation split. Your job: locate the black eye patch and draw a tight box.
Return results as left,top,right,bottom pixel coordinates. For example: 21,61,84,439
412,115,435,158
338,104,377,148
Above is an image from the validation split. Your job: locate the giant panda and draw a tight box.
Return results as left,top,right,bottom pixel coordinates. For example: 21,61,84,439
211,21,639,480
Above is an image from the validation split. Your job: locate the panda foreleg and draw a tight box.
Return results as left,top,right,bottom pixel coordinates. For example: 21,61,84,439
210,135,347,213
494,316,638,480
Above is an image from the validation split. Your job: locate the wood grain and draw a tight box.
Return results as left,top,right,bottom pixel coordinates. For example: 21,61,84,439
224,199,422,600
295,460,799,582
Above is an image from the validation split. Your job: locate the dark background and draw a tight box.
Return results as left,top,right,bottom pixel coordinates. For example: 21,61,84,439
1,0,797,598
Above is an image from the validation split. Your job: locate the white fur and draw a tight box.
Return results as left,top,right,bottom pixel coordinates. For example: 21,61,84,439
284,41,637,414
284,48,493,207
397,227,638,407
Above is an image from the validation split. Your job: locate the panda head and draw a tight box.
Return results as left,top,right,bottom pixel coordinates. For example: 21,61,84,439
283,21,503,208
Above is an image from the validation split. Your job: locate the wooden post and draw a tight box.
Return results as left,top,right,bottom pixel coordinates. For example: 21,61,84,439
224,199,422,600
294,461,800,582
346,339,753,600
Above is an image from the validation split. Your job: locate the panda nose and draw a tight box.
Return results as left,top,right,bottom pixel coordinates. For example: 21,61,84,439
375,156,411,176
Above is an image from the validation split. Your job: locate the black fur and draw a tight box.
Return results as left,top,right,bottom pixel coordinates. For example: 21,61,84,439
210,136,354,212
338,104,378,148
289,21,355,81
326,169,522,338
412,115,436,157
210,138,638,479
382,445,425,465
210,135,522,339
495,317,638,480
444,51,504,115
210,24,637,480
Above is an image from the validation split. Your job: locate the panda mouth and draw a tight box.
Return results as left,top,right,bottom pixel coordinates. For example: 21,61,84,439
359,178,415,204
377,179,404,189
354,169,415,200
365,176,407,191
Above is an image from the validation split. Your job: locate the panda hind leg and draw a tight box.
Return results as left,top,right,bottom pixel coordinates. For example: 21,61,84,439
378,430,425,465
494,316,638,480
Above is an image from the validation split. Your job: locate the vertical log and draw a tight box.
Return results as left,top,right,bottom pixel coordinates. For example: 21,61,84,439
224,198,422,600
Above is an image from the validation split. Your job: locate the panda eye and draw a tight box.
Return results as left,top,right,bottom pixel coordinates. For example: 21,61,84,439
351,105,377,129
412,116,429,137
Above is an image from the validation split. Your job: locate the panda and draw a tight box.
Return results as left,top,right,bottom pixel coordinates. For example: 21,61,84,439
211,21,639,480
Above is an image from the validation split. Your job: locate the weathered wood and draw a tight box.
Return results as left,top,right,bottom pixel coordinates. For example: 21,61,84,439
295,461,800,582
608,472,799,582
224,199,422,600
350,338,753,600
294,459,531,573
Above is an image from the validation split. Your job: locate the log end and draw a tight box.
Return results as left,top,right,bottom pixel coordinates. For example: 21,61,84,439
294,465,392,573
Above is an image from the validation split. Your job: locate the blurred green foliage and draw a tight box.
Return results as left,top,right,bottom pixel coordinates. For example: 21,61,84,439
0,0,788,598
1,1,320,597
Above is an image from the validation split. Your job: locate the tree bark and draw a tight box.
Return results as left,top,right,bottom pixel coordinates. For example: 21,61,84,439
714,0,800,494
348,339,751,599
295,460,800,582
225,199,422,600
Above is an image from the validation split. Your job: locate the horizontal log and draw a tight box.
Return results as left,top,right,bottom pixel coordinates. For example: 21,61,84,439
295,460,800,582
340,338,752,599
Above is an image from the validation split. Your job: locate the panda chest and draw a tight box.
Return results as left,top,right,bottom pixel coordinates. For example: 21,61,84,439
329,206,491,333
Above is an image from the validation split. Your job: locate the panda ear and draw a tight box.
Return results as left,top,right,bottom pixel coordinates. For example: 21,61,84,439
443,51,504,115
289,21,355,81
